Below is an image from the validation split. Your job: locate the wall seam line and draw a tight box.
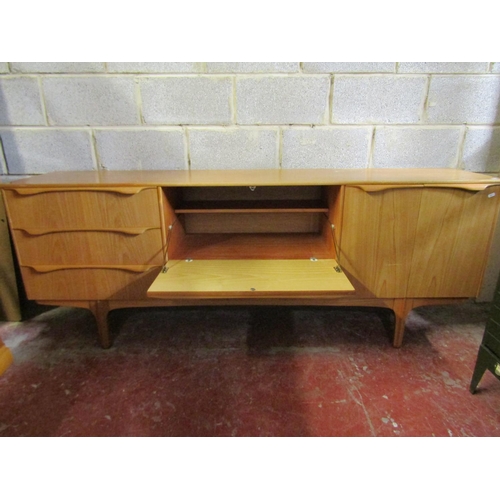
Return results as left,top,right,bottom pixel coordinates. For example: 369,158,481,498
455,125,468,170
367,126,376,169
278,127,283,170
184,126,192,171
135,77,145,125
232,76,237,125
90,129,101,171
419,75,431,124
38,76,49,126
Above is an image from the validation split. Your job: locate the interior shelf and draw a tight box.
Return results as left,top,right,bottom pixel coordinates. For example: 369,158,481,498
174,200,329,214
169,233,334,260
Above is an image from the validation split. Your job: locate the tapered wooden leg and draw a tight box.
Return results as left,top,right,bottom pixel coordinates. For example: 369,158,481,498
89,300,112,349
392,299,414,348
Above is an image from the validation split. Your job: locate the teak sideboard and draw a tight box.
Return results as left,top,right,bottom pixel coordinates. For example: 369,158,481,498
3,168,500,348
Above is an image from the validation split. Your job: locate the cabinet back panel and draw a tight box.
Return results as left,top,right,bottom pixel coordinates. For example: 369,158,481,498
170,233,332,260
182,212,322,234
181,186,323,202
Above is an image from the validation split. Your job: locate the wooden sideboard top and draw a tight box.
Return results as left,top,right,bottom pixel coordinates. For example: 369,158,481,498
3,168,500,188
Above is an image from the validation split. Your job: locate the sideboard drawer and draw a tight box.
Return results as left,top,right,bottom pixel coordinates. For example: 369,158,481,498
12,228,164,266
20,266,161,301
5,188,160,229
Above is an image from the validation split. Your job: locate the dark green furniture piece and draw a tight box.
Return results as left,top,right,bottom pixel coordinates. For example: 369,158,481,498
470,272,500,393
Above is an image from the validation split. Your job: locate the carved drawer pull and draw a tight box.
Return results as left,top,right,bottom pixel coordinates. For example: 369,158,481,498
17,227,158,236
26,265,157,274
11,187,149,196
422,183,497,192
353,184,498,193
353,184,425,193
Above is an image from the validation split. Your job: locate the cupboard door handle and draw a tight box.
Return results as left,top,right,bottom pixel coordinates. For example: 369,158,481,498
10,187,149,196
16,227,158,236
26,265,157,274
351,184,424,192
352,183,500,193
422,183,499,192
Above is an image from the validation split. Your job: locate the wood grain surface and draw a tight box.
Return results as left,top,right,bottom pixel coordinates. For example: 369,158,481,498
148,259,354,297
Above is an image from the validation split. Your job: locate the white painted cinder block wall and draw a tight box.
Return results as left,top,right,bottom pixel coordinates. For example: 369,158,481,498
0,61,499,298
1,62,500,175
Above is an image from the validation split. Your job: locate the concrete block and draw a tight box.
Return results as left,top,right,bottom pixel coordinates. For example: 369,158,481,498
492,63,500,73
0,129,95,174
282,127,371,169
108,62,204,73
236,76,330,125
333,75,426,124
399,62,488,73
11,62,105,73
43,77,138,126
427,76,500,124
141,77,232,125
95,129,186,170
189,127,278,170
302,62,395,73
207,62,299,73
0,63,9,73
372,127,461,168
0,77,45,125
462,127,500,172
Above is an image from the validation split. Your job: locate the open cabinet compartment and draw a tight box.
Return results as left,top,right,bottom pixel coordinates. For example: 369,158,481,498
147,184,354,297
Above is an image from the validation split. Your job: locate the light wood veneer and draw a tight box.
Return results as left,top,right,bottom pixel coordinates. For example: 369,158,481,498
148,259,354,297
3,168,500,348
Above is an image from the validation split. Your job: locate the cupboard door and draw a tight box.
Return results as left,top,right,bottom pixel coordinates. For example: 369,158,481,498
408,186,500,298
340,186,422,298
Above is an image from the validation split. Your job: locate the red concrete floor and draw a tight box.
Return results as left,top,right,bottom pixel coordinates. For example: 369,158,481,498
0,302,499,436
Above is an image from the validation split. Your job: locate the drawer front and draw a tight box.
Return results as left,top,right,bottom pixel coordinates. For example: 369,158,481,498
20,266,161,301
5,188,160,229
12,228,164,266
